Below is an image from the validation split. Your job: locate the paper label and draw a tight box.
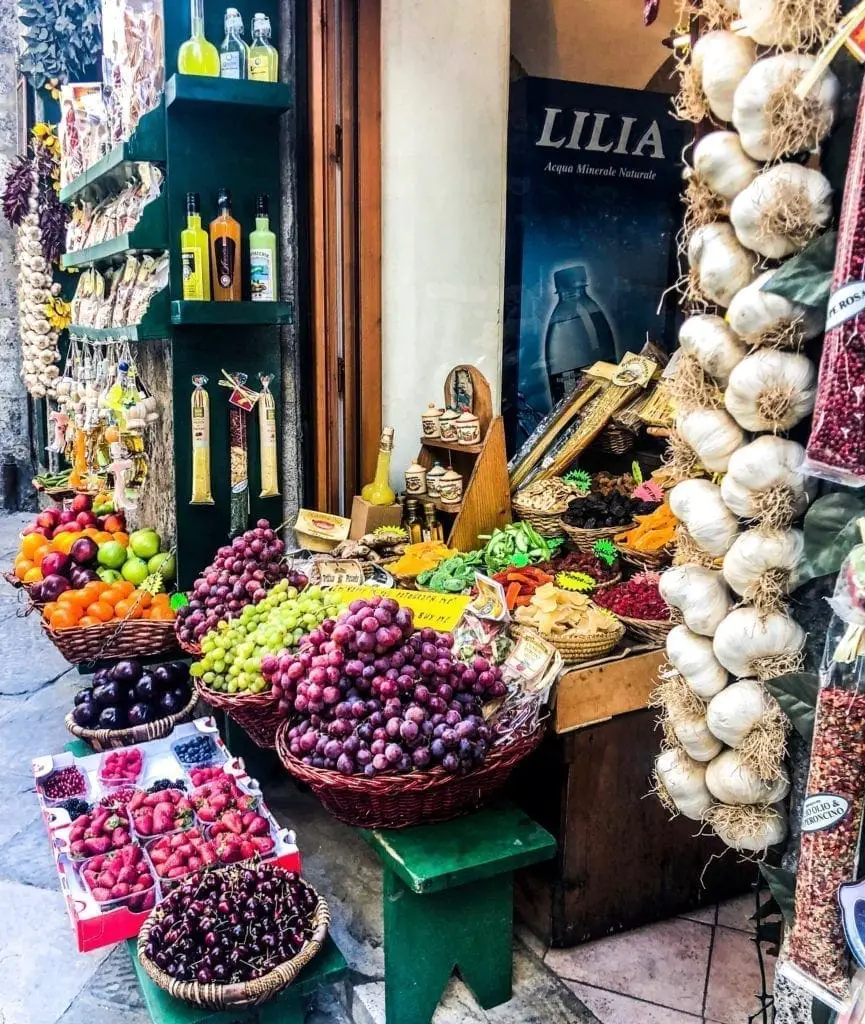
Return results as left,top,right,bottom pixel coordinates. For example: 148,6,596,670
295,509,351,542
316,559,366,586
250,248,275,301
825,282,865,332
220,51,242,78
214,236,237,289
802,792,851,833
332,585,470,630
249,54,270,80
182,248,204,300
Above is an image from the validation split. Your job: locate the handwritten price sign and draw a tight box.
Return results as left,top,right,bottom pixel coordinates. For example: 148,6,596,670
332,586,470,631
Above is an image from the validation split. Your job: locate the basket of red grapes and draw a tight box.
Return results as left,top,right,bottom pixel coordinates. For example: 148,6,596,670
174,521,301,656
270,596,544,829
137,864,328,1011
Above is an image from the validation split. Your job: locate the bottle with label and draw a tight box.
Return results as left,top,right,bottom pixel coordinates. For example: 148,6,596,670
249,194,278,301
181,193,211,301
361,427,396,506
209,189,242,301
544,265,615,404
404,498,424,544
219,8,248,79
178,0,220,77
422,502,444,543
249,13,278,82
263,15,279,80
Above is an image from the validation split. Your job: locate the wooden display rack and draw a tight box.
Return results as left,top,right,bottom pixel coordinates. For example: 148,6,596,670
415,366,511,552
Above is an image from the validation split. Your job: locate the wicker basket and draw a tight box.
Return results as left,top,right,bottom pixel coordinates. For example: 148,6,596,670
65,690,199,751
177,634,202,657
562,520,635,553
42,617,179,665
3,571,24,591
137,879,330,1011
195,678,281,749
511,507,566,539
615,614,676,647
587,572,621,593
275,720,544,829
538,620,624,662
597,423,637,455
616,544,674,572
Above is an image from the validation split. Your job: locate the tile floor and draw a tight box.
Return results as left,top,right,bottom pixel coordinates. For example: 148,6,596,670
527,894,775,1024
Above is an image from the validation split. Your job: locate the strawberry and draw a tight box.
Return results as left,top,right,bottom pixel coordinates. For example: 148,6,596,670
70,840,86,858
109,882,130,898
200,845,218,866
150,847,169,865
112,827,131,847
252,836,275,854
240,841,255,859
187,855,201,871
91,886,111,902
135,813,154,836
116,865,137,885
84,836,111,856
129,791,147,811
247,815,269,836
164,853,184,872
151,803,173,834
167,866,187,879
221,810,243,835
196,804,217,823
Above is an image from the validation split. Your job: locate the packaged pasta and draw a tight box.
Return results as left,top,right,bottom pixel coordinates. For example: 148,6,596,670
190,376,213,505
258,374,280,498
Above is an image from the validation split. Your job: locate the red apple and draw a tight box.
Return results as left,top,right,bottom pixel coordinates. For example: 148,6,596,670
76,511,98,529
58,509,77,525
71,493,93,514
102,514,126,534
36,510,59,530
41,552,71,577
22,524,38,536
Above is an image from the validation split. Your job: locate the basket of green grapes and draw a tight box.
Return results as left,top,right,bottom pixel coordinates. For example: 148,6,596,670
191,582,346,749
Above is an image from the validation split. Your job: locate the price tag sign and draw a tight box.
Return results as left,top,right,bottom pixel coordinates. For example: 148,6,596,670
332,585,471,631
316,559,366,586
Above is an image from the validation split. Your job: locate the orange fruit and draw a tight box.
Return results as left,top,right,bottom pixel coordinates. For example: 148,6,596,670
58,589,80,606
21,534,43,559
53,533,80,555
33,544,50,563
78,615,99,627
78,582,105,607
81,528,98,538
87,601,115,623
149,607,174,621
23,567,43,584
50,608,80,630
115,598,142,620
93,531,113,545
101,587,123,606
135,591,152,609
15,560,32,580
112,531,129,547
116,580,135,598
43,601,59,619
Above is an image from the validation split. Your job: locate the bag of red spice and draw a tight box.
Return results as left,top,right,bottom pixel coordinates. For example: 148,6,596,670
806,78,865,487
782,532,865,1010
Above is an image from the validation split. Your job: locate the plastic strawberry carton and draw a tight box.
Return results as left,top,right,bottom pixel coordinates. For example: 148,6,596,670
32,717,302,952
128,788,195,839
98,747,145,787
79,844,157,914
60,805,133,862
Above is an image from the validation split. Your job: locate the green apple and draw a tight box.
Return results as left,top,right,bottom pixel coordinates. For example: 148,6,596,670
148,551,176,582
121,556,149,587
97,540,127,570
97,568,123,584
129,529,160,560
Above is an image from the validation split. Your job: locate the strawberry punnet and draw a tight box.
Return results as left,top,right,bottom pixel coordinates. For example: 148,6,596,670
147,828,218,881
82,844,156,911
129,788,194,837
68,807,131,859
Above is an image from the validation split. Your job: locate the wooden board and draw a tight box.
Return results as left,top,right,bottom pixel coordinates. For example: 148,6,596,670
511,709,755,947
554,648,666,733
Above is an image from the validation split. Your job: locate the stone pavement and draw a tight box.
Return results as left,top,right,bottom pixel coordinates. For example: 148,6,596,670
0,511,769,1024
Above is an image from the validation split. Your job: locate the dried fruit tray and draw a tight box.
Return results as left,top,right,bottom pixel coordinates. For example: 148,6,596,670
31,717,302,953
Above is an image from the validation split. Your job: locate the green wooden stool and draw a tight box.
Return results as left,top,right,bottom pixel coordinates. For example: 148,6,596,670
360,804,556,1024
126,934,348,1024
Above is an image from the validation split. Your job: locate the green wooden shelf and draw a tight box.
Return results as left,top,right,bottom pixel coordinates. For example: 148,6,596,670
68,290,171,342
171,300,294,326
59,103,166,203
61,194,168,269
166,74,293,113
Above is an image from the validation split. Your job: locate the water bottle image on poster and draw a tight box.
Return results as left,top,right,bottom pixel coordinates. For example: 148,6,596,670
503,76,684,449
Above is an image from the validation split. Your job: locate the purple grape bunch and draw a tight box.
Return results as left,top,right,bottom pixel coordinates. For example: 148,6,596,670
264,596,508,777
175,520,304,645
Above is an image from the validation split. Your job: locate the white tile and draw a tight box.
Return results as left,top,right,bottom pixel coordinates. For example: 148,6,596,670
704,925,775,1024
567,981,702,1023
715,894,756,933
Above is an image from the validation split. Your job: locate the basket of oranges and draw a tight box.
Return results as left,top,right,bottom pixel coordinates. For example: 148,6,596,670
41,580,179,665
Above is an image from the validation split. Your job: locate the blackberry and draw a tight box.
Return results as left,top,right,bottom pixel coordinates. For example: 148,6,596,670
59,798,90,819
148,777,187,793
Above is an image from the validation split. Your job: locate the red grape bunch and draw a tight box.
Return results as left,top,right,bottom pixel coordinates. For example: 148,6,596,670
264,597,507,777
176,520,303,645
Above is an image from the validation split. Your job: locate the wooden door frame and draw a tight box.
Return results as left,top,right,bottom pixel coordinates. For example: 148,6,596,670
308,0,382,514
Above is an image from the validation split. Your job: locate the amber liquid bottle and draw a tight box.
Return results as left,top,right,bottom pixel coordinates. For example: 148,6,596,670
209,188,242,301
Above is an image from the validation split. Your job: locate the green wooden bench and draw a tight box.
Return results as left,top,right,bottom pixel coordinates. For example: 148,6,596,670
126,933,348,1024
360,804,556,1024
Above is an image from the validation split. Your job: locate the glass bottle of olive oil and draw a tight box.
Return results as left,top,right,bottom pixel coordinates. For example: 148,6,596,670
219,8,248,79
178,0,220,77
361,427,396,506
249,13,278,82
181,193,211,301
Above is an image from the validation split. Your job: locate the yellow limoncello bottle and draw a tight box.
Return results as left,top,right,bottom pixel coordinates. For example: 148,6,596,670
178,0,220,77
361,427,396,506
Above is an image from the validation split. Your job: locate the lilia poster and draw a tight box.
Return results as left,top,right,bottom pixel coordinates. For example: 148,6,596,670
502,76,684,449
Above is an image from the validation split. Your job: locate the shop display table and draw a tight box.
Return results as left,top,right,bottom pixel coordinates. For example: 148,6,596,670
126,933,347,1024
360,804,556,1024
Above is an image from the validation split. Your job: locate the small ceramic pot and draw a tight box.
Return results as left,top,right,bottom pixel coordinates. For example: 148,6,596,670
404,462,427,496
456,412,480,445
439,469,463,505
439,409,459,442
421,404,444,438
426,463,446,499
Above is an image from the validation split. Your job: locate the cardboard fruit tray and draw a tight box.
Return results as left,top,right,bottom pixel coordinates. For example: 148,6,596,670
32,717,302,952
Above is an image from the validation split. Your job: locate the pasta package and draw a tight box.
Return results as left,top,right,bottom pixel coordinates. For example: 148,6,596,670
190,375,214,505
258,374,280,498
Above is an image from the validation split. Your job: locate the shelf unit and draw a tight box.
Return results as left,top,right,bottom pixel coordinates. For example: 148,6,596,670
414,366,511,552
57,0,290,590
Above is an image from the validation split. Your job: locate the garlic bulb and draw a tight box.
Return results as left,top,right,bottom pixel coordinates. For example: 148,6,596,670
739,0,836,49
722,528,803,603
666,625,729,699
654,747,715,821
710,803,787,851
705,749,790,805
706,678,769,747
678,314,747,384
732,54,839,161
660,566,732,637
724,350,816,433
676,407,745,473
673,715,725,762
720,435,816,524
726,269,824,346
688,222,757,308
730,164,832,260
693,131,760,202
713,607,805,679
692,31,757,123
14,205,61,400
669,479,740,557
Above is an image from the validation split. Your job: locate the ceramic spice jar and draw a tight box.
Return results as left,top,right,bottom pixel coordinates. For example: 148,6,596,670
404,461,427,496
439,408,459,441
426,460,446,498
421,403,444,439
456,411,480,445
439,468,463,505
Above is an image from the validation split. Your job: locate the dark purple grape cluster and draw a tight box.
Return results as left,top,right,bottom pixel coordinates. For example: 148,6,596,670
143,864,317,984
175,520,298,645
264,597,507,777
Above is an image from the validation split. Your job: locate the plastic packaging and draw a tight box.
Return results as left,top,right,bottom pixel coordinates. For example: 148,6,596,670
189,376,214,505
258,373,280,498
783,523,865,1009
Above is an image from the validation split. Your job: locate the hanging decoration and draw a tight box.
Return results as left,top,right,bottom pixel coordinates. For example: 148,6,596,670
18,0,102,91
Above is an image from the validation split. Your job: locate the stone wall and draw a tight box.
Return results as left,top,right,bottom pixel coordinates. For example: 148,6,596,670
0,0,32,510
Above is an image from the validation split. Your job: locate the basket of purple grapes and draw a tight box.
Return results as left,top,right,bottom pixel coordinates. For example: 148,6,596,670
271,596,545,829
137,864,328,1010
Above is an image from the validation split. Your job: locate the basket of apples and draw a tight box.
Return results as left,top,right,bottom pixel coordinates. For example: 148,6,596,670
272,596,544,829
